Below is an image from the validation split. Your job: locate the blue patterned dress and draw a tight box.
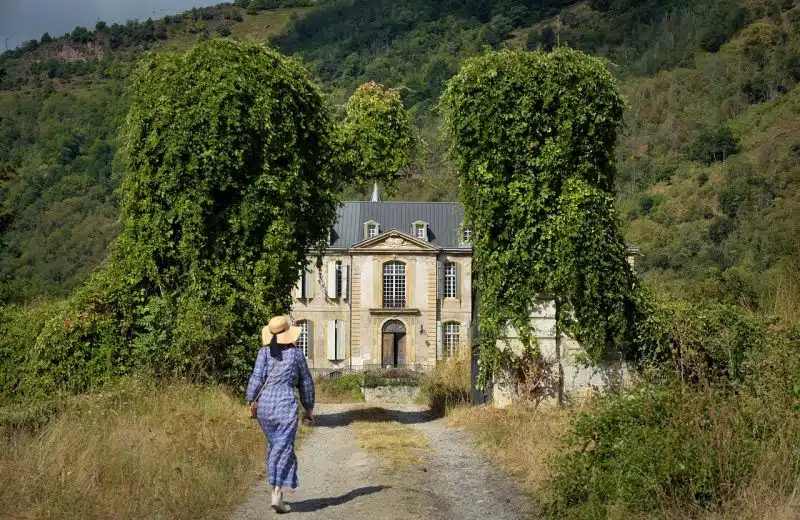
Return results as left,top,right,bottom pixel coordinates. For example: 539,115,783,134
246,346,315,489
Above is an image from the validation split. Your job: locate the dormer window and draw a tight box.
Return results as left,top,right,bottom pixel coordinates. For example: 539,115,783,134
412,221,428,242
364,220,379,240
459,224,472,245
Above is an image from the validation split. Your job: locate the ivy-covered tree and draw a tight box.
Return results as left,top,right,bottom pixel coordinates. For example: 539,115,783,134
27,39,412,395
441,48,644,386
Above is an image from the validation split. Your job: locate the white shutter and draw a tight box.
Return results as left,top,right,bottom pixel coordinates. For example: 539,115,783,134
294,268,303,298
303,267,313,299
454,262,461,299
436,261,444,300
306,321,314,359
436,320,443,360
327,320,336,360
336,320,347,360
343,264,349,300
327,261,337,299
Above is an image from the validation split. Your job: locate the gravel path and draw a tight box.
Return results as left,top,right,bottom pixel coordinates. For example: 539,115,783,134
228,403,534,520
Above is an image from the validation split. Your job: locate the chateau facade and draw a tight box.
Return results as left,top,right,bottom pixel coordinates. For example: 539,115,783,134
290,195,473,371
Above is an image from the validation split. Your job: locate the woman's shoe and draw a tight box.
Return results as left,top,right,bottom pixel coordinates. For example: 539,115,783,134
271,488,291,514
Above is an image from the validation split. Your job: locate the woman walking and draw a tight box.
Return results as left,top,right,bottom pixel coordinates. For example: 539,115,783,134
246,315,315,514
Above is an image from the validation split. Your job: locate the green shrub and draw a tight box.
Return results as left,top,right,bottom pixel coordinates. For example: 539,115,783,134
689,125,740,164
545,303,800,519
314,373,363,403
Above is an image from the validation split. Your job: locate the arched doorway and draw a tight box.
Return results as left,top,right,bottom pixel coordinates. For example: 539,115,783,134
381,320,406,368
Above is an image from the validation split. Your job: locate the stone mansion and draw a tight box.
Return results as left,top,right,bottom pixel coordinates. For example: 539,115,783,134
290,189,472,371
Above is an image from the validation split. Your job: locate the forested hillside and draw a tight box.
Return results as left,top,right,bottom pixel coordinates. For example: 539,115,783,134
1,0,799,316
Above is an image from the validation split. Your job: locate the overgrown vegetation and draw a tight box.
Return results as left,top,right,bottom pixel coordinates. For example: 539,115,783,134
419,350,471,416
441,47,643,384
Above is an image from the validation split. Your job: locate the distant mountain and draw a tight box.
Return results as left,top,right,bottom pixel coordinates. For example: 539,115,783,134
1,0,798,317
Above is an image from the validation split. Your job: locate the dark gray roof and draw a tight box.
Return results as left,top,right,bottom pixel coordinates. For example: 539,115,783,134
330,201,468,249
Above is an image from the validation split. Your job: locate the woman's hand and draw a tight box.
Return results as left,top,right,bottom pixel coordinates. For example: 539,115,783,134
303,410,315,426
248,401,258,419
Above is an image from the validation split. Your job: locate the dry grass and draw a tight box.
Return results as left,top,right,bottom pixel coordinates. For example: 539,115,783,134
448,404,571,498
0,379,266,520
419,350,471,415
352,408,429,470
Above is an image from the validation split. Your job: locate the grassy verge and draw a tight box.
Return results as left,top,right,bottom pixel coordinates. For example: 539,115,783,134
448,404,571,499
0,378,265,520
352,408,429,470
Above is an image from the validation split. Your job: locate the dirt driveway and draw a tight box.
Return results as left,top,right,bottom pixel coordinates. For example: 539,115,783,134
229,403,534,519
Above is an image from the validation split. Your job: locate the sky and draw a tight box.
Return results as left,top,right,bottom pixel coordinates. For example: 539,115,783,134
0,0,214,50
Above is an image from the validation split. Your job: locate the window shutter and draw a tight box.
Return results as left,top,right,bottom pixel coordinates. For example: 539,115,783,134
436,321,443,360
343,264,349,300
437,261,444,300
327,321,336,360
307,320,314,359
327,261,337,299
294,268,303,298
304,267,313,299
336,320,346,360
454,262,461,299
363,222,369,240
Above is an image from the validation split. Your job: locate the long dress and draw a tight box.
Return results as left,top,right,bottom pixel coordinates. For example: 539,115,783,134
245,346,315,489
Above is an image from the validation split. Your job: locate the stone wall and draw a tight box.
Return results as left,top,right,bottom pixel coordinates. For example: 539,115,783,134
362,385,421,404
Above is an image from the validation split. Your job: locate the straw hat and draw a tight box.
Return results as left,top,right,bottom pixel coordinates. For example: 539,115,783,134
262,315,302,346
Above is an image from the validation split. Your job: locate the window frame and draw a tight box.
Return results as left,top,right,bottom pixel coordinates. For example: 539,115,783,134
367,223,379,238
297,320,310,357
382,261,406,309
335,260,343,299
443,262,457,299
443,322,460,358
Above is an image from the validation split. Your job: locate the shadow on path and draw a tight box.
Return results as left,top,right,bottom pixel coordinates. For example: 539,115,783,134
288,485,390,513
313,407,434,428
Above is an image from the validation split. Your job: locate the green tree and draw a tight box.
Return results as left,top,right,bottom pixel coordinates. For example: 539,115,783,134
441,48,643,386
28,39,412,394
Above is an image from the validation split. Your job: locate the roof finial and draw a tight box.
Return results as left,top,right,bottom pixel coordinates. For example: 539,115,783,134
370,182,381,202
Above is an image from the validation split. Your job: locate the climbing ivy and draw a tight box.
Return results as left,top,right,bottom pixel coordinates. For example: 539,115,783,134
25,39,413,395
440,48,645,387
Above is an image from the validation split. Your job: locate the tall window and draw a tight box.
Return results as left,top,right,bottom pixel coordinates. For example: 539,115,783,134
444,322,460,358
462,228,471,244
444,262,457,298
297,320,310,357
382,261,406,308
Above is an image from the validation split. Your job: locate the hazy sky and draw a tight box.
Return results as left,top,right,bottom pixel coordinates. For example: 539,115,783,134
1,0,215,50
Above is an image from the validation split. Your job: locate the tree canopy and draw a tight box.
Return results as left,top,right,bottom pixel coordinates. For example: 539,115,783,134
441,47,644,385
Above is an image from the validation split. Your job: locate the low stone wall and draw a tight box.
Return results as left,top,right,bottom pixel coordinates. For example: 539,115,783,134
362,385,420,404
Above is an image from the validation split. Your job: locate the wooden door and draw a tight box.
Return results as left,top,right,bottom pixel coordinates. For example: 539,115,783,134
396,333,407,366
382,333,394,367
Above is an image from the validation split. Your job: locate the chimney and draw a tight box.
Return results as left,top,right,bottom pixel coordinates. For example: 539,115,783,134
370,182,381,202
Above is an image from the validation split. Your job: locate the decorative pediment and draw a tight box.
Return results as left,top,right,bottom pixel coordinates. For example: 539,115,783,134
351,230,439,252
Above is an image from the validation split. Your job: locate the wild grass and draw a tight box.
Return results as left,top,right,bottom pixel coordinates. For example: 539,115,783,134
352,408,429,470
0,378,265,520
418,350,471,416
